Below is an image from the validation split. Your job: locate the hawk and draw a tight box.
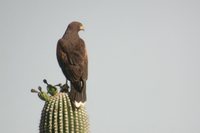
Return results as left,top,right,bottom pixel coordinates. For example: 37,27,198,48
56,21,88,108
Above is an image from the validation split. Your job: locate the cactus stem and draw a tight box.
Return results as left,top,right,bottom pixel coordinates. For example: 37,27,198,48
38,92,89,133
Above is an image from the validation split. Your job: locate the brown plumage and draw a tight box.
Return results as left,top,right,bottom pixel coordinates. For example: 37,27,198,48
56,21,88,108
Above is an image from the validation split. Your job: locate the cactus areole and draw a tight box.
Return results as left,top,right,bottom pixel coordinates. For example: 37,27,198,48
31,79,89,133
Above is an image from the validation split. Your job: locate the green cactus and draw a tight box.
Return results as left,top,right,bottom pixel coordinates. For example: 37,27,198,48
31,79,89,133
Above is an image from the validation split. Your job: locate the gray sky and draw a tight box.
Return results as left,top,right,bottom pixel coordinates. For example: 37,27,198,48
1,0,200,133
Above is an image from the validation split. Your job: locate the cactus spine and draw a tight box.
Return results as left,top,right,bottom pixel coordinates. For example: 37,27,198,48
31,80,89,133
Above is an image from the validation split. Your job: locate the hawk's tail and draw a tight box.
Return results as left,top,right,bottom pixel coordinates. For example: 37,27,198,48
69,80,86,108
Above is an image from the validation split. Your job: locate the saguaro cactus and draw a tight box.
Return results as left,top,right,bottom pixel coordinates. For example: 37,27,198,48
31,79,89,133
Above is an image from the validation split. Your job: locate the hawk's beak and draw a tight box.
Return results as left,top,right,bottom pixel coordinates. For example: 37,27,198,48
80,25,85,31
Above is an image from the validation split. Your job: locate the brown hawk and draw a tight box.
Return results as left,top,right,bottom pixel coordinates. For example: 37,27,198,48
56,21,88,108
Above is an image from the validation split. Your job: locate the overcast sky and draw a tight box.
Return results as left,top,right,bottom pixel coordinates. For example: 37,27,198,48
1,0,200,133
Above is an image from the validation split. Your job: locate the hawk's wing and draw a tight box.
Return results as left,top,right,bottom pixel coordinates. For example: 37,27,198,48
56,38,88,82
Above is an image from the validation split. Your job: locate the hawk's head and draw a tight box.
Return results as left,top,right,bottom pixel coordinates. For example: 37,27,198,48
67,21,84,32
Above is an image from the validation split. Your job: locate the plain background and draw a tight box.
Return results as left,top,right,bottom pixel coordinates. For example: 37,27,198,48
1,0,200,133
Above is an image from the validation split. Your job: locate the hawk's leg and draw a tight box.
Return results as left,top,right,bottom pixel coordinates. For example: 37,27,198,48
56,81,69,93
61,83,69,93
